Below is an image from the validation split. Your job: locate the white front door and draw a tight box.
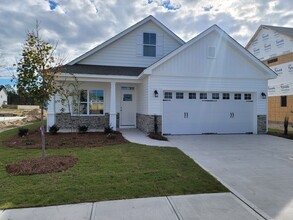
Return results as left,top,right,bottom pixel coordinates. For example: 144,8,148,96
120,89,136,126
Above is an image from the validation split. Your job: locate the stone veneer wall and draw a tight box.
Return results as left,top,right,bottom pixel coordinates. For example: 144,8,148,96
136,113,162,133
257,115,267,134
56,113,119,130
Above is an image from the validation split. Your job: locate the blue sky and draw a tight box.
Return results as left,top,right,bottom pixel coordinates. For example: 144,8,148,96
0,0,292,85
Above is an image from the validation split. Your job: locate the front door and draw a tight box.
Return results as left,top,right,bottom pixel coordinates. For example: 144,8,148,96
120,89,136,126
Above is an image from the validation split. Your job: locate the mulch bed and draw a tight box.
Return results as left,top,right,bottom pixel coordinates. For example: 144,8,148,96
4,129,129,149
6,155,78,176
268,132,293,140
148,132,168,141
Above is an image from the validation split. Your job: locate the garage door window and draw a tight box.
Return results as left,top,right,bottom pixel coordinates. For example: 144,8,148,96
212,93,219,100
176,92,184,99
200,93,207,99
189,93,196,99
223,93,230,100
234,93,241,100
244,94,252,100
164,92,172,99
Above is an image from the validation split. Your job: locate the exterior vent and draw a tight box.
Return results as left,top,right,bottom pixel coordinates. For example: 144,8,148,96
207,46,216,58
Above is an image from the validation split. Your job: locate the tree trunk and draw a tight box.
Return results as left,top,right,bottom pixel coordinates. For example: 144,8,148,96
41,105,46,159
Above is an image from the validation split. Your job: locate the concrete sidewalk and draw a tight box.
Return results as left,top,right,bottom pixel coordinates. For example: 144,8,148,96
0,193,263,220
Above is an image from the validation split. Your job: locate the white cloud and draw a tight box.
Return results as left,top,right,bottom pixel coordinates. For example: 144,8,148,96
0,0,292,79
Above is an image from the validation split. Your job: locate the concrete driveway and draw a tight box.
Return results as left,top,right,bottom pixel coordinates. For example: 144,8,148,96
168,134,293,220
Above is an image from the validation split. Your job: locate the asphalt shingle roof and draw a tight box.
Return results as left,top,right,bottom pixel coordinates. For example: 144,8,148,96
61,64,145,77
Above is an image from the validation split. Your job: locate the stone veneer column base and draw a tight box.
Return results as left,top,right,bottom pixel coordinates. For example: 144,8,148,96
136,113,162,133
257,115,267,134
55,113,119,131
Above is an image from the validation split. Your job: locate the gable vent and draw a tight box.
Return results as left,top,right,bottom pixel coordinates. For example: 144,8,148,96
207,46,216,58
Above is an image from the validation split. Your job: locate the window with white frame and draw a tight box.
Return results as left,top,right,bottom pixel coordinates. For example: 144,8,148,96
143,33,156,57
74,89,104,115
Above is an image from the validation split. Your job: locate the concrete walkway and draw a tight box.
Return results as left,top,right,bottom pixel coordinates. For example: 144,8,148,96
0,193,263,220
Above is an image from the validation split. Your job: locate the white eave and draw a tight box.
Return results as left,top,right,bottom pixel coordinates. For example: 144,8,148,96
68,15,185,65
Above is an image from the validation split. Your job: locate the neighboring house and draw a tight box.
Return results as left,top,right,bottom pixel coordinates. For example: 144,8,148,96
246,25,293,124
0,87,8,107
47,15,276,134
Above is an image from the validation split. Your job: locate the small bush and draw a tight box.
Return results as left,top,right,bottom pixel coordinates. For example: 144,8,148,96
78,125,88,134
106,133,116,140
284,117,289,135
104,125,113,134
49,124,60,135
18,128,29,137
148,132,168,141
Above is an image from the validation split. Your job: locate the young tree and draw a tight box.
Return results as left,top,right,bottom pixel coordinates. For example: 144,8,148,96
15,22,64,159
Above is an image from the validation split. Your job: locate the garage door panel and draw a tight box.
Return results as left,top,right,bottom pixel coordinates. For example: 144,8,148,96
163,92,254,135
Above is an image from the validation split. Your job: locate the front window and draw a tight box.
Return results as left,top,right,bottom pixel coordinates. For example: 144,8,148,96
74,89,104,115
143,33,156,57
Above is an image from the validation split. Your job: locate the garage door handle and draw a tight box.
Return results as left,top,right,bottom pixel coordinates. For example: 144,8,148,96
184,112,188,118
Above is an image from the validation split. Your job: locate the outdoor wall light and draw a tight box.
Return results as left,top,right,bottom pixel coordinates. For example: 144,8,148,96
261,92,266,99
154,90,159,98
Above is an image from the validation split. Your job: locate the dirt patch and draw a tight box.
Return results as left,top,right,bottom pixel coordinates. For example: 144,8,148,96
4,130,129,149
6,155,78,176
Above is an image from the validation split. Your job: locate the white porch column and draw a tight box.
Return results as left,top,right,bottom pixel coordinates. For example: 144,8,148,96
46,95,56,132
109,82,117,130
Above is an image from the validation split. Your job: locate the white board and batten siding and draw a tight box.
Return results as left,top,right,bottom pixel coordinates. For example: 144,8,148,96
137,77,149,114
78,21,182,67
146,30,270,134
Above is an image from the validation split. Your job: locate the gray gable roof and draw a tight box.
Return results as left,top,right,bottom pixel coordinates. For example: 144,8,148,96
61,64,145,77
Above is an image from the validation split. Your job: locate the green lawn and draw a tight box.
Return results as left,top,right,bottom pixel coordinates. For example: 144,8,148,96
0,123,228,209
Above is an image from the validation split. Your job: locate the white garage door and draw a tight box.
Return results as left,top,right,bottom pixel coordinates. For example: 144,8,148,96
162,91,254,134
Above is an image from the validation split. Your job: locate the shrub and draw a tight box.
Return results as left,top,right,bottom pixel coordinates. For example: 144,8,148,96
148,132,168,141
104,125,113,134
284,116,289,135
78,125,88,134
106,133,116,140
49,124,60,135
18,128,29,137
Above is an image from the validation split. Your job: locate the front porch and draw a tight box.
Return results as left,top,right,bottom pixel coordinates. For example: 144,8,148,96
47,80,141,132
